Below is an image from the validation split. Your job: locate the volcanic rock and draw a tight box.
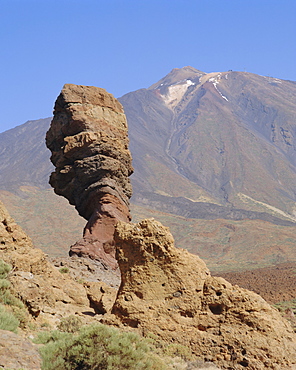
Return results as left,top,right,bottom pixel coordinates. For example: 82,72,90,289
46,84,133,267
0,329,42,369
0,200,116,326
110,218,296,369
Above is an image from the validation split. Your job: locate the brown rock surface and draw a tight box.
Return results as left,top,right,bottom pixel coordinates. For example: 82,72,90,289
46,84,133,267
109,218,296,369
84,281,117,314
0,200,116,327
0,329,42,369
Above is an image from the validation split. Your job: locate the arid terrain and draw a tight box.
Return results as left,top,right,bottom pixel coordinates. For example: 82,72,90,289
217,262,296,304
1,77,296,369
1,67,296,314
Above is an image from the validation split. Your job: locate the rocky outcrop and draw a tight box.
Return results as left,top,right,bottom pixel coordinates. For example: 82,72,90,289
46,84,133,267
109,218,296,369
0,200,116,327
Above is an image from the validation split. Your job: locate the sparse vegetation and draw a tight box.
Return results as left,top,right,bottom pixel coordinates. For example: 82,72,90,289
146,332,194,362
35,323,168,370
274,299,296,331
0,260,29,330
57,315,82,333
274,298,296,313
75,278,85,284
0,259,11,278
0,304,20,333
59,266,69,274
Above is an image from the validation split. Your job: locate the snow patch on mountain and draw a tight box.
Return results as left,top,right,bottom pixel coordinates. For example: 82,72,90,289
161,79,195,109
209,73,229,101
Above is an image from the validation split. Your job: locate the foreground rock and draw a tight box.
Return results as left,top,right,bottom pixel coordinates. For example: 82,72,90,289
109,219,296,369
46,84,133,267
0,329,41,369
0,200,117,327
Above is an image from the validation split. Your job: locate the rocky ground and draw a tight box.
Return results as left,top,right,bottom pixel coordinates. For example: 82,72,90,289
216,262,296,305
50,255,121,289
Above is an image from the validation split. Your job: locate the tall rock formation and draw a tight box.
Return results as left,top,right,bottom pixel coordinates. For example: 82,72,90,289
1,68,296,271
110,218,296,369
46,84,133,267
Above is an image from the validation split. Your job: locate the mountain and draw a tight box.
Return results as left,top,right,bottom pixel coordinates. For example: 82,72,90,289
1,66,296,271
123,66,296,222
0,118,53,192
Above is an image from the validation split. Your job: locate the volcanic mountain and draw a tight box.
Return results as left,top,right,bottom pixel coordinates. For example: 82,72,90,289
125,66,296,222
1,66,296,271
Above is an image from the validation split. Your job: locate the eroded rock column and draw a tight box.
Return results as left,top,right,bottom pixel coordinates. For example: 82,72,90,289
46,84,133,268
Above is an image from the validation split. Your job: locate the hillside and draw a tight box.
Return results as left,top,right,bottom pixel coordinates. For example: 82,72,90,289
1,67,296,271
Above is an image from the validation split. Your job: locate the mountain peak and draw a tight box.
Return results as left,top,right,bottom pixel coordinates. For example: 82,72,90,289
148,66,205,90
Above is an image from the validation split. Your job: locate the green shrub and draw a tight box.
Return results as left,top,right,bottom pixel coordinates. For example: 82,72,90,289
36,324,167,370
0,275,24,309
0,278,10,290
0,260,29,330
0,304,19,333
11,306,29,329
75,278,85,285
59,267,69,274
41,322,51,329
0,287,24,308
34,329,72,345
57,315,82,333
164,343,194,361
0,260,11,279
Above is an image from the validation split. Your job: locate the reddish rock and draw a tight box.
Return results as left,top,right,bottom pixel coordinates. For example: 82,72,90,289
46,84,133,267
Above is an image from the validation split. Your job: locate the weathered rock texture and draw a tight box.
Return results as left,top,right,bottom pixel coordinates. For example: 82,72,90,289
46,84,133,267
0,329,42,370
0,200,116,326
110,219,296,369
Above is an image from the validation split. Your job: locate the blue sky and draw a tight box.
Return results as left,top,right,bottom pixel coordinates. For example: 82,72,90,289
0,0,295,133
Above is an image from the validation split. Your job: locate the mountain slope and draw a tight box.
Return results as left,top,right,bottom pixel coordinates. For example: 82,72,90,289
1,66,296,271
120,67,296,222
0,118,53,192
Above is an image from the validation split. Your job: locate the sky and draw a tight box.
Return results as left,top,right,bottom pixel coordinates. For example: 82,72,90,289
0,0,295,133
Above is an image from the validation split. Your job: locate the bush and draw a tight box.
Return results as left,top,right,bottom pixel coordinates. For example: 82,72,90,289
164,343,194,361
59,267,69,274
0,266,24,309
35,324,167,370
0,286,24,308
57,315,82,333
0,260,11,278
0,304,20,333
0,260,29,330
11,306,29,329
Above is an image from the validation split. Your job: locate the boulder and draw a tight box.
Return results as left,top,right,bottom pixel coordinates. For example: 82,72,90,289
110,218,296,369
46,84,133,267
